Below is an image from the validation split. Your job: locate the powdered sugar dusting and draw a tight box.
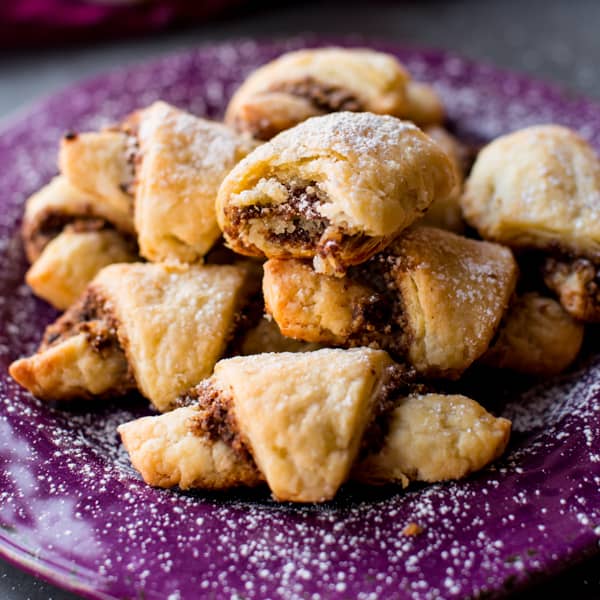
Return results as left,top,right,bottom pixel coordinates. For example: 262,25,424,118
1,39,600,600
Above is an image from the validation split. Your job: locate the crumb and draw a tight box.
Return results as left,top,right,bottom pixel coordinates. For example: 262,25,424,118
402,522,424,537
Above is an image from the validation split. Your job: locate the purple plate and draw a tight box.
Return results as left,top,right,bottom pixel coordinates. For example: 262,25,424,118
1,38,600,600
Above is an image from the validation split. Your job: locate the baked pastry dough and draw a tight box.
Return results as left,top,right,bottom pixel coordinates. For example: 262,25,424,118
60,102,257,263
26,229,137,310
207,348,401,502
22,175,134,262
404,82,445,128
225,47,444,140
461,125,600,260
59,131,134,219
263,227,518,378
119,358,510,502
217,112,456,276
21,175,138,309
543,257,600,322
10,262,256,410
132,101,258,262
119,406,263,490
481,293,584,376
353,394,511,486
120,347,412,501
239,317,323,355
9,333,134,402
418,126,466,233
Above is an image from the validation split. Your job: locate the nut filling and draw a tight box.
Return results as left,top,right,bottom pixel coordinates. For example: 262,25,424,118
346,253,412,357
183,381,258,469
228,182,331,249
39,286,136,394
24,213,108,260
270,77,363,114
360,364,422,458
42,287,121,354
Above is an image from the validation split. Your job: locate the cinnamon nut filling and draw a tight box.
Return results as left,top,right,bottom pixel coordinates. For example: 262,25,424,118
227,182,331,249
182,380,257,468
42,287,120,354
270,77,363,114
23,212,106,260
359,363,423,458
23,208,138,263
345,252,413,358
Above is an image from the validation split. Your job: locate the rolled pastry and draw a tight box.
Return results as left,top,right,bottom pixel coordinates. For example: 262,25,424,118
26,229,137,310
22,175,134,263
263,226,518,378
118,405,263,490
58,131,134,222
121,347,413,502
461,125,600,260
217,112,456,276
9,333,134,402
10,262,257,411
60,101,257,263
225,47,444,140
481,293,584,376
353,393,511,486
119,351,510,502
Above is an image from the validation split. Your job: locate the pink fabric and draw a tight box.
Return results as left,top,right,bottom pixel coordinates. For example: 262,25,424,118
0,1,240,48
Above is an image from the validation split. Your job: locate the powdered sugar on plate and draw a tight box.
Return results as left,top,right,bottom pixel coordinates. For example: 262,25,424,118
1,39,600,600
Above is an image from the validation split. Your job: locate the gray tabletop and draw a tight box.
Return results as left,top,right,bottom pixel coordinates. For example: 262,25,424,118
2,0,600,598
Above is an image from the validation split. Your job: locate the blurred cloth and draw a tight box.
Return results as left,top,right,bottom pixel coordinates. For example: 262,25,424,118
0,1,242,48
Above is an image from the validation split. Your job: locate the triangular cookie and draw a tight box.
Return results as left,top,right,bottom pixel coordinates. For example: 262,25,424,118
211,347,398,502
134,101,257,262
10,262,256,411
353,393,511,485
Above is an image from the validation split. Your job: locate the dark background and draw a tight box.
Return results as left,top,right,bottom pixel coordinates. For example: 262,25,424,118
1,0,600,598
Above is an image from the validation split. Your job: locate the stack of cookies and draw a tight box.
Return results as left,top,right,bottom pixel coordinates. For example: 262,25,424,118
10,47,595,503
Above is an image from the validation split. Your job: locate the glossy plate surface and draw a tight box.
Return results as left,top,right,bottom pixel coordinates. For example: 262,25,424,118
1,38,600,600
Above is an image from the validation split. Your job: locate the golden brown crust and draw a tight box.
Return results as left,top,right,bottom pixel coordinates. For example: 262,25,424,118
217,112,456,276
89,262,257,411
10,263,256,410
10,282,135,401
133,101,258,263
58,102,257,264
211,348,401,502
263,227,518,378
119,365,510,501
225,48,411,139
118,406,263,490
25,229,137,310
543,256,600,322
22,176,135,262
461,125,600,260
263,259,376,345
481,293,584,376
353,393,511,486
391,227,518,377
59,132,134,218
9,333,134,402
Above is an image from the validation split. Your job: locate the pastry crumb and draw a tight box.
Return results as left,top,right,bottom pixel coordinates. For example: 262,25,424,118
402,522,423,536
